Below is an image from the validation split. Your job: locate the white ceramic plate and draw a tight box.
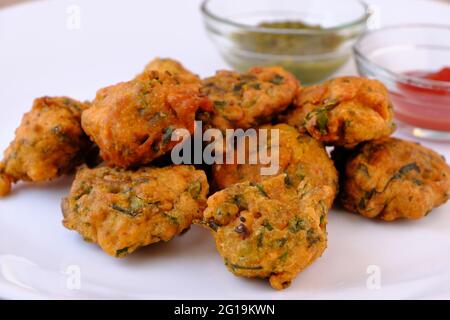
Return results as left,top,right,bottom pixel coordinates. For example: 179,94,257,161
1,0,449,299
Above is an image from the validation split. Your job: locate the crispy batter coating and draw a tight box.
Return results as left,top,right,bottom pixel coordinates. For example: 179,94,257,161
0,97,90,196
282,77,395,148
200,67,299,131
212,124,338,208
335,138,450,221
0,163,12,197
81,58,212,168
203,174,332,290
62,165,208,257
141,58,201,84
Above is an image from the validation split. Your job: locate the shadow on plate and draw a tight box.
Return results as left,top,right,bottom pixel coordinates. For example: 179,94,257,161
9,174,75,197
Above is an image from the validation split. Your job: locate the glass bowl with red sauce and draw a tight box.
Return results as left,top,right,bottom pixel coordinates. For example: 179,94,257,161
354,24,450,141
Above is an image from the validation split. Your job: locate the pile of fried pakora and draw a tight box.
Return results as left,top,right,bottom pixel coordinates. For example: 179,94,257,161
1,58,449,290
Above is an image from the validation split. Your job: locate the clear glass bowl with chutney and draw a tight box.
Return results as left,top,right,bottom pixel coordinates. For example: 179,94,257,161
201,0,370,85
354,24,450,141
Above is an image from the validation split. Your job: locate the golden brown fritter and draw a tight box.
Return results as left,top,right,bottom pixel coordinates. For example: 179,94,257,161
212,124,338,208
335,138,450,221
200,67,299,131
0,163,12,197
282,77,395,148
0,97,90,196
203,174,332,290
81,58,212,168
62,165,208,257
141,57,201,84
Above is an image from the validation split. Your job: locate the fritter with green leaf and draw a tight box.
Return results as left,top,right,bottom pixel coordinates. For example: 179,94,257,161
81,58,211,168
62,165,208,257
0,97,90,196
202,174,332,290
334,138,450,221
281,77,395,148
200,67,299,131
212,124,338,210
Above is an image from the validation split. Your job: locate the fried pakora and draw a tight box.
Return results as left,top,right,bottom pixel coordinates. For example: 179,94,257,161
282,76,395,148
141,57,201,84
62,165,208,257
0,97,90,196
199,67,299,131
212,124,338,208
203,174,331,290
81,58,211,168
335,138,450,221
0,163,12,196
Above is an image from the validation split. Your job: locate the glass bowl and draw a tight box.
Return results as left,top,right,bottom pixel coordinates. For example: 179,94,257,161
201,0,370,85
354,24,450,141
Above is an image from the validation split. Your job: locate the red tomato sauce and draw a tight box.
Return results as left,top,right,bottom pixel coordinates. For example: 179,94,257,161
390,67,450,131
